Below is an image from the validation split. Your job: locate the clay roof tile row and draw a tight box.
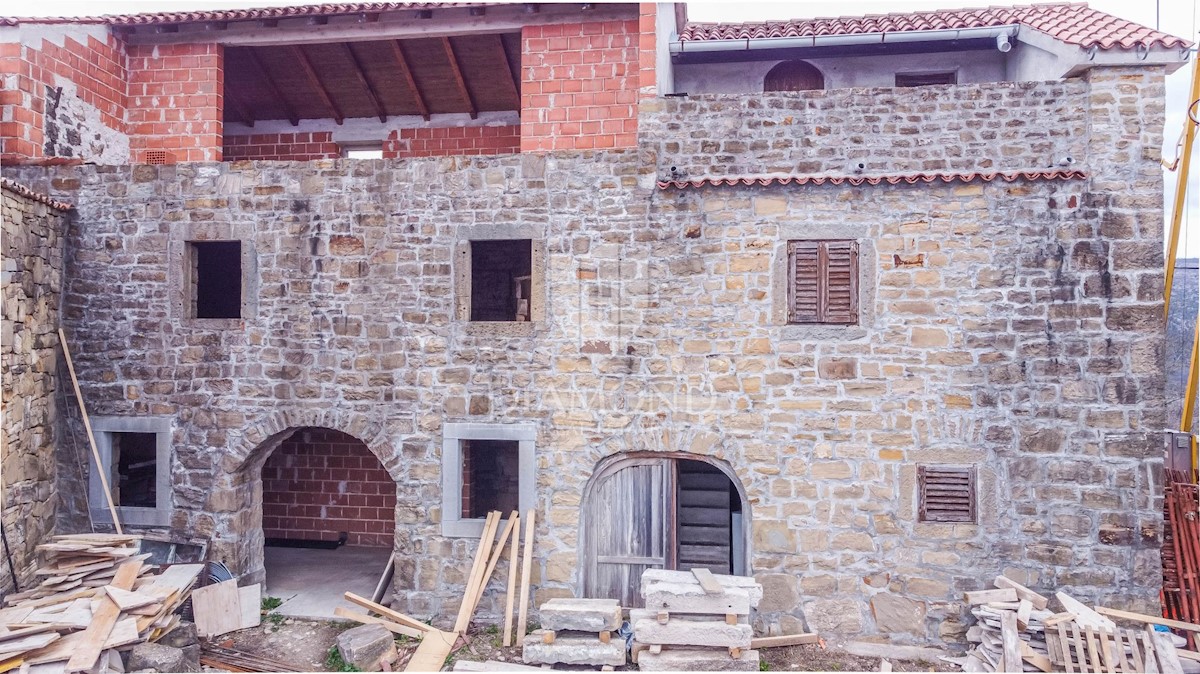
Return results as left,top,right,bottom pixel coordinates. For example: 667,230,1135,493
1,3,472,26
679,3,1191,50
656,170,1088,190
1,177,74,211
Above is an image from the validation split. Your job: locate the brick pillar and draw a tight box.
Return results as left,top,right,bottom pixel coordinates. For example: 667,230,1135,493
127,43,223,163
0,42,41,162
638,3,658,100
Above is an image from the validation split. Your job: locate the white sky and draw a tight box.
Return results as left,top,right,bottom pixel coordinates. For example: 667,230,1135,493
11,0,1200,256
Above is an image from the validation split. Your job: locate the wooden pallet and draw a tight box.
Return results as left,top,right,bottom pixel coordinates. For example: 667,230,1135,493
1048,623,1175,673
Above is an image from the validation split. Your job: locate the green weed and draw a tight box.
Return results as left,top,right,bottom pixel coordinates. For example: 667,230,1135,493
325,645,361,672
261,596,283,612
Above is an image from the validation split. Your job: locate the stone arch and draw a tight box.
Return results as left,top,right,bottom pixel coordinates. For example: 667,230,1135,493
764,60,825,92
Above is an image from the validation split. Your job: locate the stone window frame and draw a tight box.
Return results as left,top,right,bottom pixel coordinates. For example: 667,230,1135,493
771,223,875,340
88,416,173,527
168,222,258,328
440,422,536,538
454,224,547,337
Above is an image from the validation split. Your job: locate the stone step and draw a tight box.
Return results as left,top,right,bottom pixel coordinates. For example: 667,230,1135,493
629,609,752,648
521,631,626,667
635,646,760,672
538,598,621,632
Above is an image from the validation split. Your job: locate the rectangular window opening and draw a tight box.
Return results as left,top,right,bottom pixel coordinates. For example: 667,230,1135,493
787,239,859,325
188,240,242,319
111,432,157,508
341,143,384,159
471,239,533,322
917,465,977,523
461,439,520,519
896,71,957,87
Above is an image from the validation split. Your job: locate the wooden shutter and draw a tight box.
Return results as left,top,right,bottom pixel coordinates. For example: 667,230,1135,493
788,240,859,324
918,466,977,523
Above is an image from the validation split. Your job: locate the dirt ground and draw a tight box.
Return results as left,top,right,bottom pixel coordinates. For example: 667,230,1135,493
214,619,959,672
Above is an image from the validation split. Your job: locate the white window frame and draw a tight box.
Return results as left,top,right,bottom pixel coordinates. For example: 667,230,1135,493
88,417,173,527
441,422,536,538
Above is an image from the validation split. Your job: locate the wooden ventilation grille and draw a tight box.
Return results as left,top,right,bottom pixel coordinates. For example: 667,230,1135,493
144,150,172,165
918,466,976,523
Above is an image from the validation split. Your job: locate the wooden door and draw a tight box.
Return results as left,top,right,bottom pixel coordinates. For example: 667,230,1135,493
675,461,734,574
582,459,673,607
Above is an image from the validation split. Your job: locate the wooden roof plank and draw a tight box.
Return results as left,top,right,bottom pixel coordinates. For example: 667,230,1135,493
291,44,345,124
223,77,255,127
246,48,299,126
341,42,388,123
493,34,520,110
390,40,430,121
441,36,477,119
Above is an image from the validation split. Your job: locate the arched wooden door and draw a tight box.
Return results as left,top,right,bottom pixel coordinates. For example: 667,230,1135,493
581,455,746,607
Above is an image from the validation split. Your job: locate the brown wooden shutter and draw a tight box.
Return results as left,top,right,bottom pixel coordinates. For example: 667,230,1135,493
788,240,859,324
917,466,977,523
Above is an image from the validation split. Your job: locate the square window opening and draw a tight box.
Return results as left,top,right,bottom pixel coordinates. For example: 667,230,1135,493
112,432,157,508
188,241,242,319
461,439,521,519
896,71,957,87
471,239,533,322
917,465,977,523
787,239,859,325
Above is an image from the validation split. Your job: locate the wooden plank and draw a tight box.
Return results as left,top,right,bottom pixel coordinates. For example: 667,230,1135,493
469,512,520,619
1095,628,1114,673
515,509,535,641
1095,607,1200,633
333,608,424,640
340,42,387,123
1176,649,1200,663
290,44,343,124
0,634,59,660
1057,623,1075,674
342,593,433,633
245,49,299,126
1149,628,1184,674
1083,626,1102,674
750,633,820,649
965,589,1018,605
1016,599,1032,631
1127,628,1146,673
1057,593,1116,631
1000,611,1022,673
389,41,428,121
101,586,154,612
994,576,1050,610
691,568,724,596
453,512,499,634
502,514,520,648
63,560,140,672
1142,631,1160,674
191,579,241,639
1045,612,1079,627
403,629,456,672
440,37,477,119
238,584,261,630
371,554,394,605
1019,641,1052,673
58,329,122,534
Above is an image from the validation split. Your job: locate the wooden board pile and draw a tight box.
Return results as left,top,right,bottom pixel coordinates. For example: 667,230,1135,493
0,534,202,674
632,568,762,671
522,598,624,667
959,575,1193,674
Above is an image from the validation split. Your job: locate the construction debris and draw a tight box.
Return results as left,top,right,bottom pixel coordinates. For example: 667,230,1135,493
199,643,305,672
1164,469,1199,650
521,598,623,667
633,568,763,672
0,534,202,674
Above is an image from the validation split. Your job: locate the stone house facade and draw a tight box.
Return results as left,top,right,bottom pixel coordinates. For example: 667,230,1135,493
0,1,1190,646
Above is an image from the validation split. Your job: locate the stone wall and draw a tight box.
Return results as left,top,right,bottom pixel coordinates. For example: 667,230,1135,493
1,67,1168,645
0,180,68,594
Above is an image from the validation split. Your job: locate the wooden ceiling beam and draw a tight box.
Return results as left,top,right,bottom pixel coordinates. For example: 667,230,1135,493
494,34,521,110
441,37,477,119
390,40,430,121
291,45,345,125
245,49,299,126
340,42,388,123
224,87,256,127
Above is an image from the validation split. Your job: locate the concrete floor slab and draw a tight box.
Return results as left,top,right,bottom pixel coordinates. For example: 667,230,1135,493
264,545,392,619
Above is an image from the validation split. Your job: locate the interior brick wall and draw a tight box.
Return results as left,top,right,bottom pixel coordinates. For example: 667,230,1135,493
385,125,521,158
261,428,395,547
126,43,223,163
520,19,639,152
223,132,341,161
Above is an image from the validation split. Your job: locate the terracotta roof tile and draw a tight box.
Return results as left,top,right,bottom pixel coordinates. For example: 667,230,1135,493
679,3,1190,50
1,177,74,211
1,3,472,27
656,170,1088,190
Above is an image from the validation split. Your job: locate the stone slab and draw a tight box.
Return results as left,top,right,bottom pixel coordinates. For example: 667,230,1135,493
629,610,752,648
641,569,763,614
337,623,397,672
636,647,760,672
629,608,749,625
539,598,621,632
521,631,625,667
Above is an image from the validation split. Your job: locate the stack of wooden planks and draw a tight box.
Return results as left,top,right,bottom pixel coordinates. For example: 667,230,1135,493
0,534,202,674
959,576,1193,674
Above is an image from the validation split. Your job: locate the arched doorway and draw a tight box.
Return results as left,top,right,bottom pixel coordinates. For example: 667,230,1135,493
260,427,397,617
764,60,825,92
580,453,750,607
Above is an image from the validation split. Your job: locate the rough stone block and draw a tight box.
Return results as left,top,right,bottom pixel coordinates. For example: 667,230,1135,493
631,612,752,648
156,621,198,649
641,569,763,614
636,647,760,671
539,597,621,632
127,642,198,673
521,631,625,667
337,623,397,672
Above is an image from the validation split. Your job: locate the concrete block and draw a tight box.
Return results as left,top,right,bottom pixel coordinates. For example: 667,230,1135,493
521,631,625,667
337,623,397,672
539,597,621,632
631,615,752,648
636,647,760,671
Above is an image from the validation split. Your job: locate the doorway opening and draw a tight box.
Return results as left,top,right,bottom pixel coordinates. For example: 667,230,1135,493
580,454,749,607
260,427,396,618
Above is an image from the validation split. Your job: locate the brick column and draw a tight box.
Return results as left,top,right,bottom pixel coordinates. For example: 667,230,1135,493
127,43,223,163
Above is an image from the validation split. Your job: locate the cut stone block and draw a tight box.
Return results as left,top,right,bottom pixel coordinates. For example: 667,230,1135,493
521,631,625,667
641,569,763,614
337,623,398,672
631,613,752,648
636,647,760,671
539,598,621,632
630,608,748,626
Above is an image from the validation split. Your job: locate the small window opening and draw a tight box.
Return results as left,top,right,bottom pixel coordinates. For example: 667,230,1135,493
461,439,520,519
471,239,533,321
917,465,977,523
764,60,824,92
341,143,384,159
787,239,859,325
189,241,242,319
112,432,157,508
896,72,957,87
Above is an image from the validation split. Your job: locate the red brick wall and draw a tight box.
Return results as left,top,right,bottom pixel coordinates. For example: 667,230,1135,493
261,428,395,547
224,132,341,161
126,43,223,163
520,20,640,152
0,34,127,163
638,3,658,100
384,125,521,158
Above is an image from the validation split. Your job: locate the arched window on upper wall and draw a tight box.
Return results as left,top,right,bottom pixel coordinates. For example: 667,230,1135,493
763,60,825,92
